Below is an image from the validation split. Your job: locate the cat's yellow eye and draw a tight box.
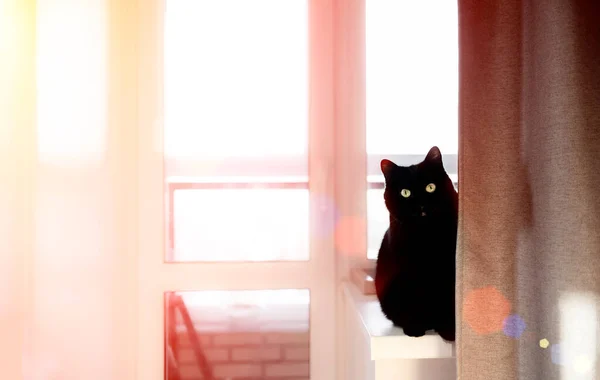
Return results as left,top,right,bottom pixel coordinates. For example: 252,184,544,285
400,189,411,198
426,183,436,193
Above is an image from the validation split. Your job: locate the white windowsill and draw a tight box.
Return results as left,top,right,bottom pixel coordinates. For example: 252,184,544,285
342,281,456,361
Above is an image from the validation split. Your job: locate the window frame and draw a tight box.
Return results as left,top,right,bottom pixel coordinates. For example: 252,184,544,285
136,0,458,378
164,152,457,264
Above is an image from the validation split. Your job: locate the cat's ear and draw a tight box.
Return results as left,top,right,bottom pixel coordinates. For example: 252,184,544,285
425,146,443,166
380,159,397,178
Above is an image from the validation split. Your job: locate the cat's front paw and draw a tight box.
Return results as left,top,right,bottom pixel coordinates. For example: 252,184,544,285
436,328,455,342
403,327,426,338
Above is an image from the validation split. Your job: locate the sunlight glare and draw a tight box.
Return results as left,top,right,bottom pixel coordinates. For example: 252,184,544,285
36,0,107,166
559,292,598,379
1,0,32,136
0,1,18,90
164,0,308,159
366,0,458,155
173,188,309,262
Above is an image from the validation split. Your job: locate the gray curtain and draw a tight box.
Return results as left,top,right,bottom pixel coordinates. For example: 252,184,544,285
457,1,600,379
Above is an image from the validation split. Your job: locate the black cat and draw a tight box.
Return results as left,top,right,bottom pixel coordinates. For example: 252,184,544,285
374,146,458,342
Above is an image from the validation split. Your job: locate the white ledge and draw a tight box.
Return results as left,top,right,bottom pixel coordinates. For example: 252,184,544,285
342,281,456,361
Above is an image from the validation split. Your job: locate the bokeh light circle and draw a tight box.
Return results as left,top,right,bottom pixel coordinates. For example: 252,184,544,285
503,314,526,338
463,286,511,335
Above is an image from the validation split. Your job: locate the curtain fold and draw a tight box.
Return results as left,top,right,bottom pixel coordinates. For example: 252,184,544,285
458,1,600,379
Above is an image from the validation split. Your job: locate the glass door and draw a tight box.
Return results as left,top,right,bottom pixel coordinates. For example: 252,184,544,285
137,0,336,379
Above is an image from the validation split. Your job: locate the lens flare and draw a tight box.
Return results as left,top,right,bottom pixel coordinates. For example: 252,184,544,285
463,286,511,335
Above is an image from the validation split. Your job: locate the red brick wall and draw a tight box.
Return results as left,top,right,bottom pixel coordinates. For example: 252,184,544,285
174,331,310,380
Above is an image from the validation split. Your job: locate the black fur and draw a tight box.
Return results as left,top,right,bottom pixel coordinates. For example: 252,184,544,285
374,146,458,341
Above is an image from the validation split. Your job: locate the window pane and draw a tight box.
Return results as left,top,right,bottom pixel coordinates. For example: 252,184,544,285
366,1,458,259
366,0,458,155
164,0,309,262
170,188,308,262
165,289,310,380
164,0,308,164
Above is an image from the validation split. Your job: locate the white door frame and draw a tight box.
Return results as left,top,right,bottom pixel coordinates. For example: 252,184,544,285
136,1,336,379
